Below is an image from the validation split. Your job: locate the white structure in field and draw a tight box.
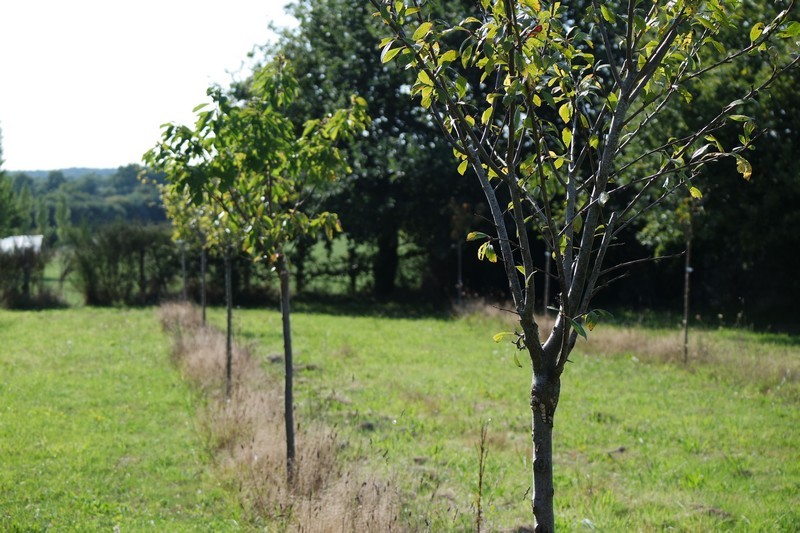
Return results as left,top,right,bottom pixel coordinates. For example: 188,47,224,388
0,235,44,254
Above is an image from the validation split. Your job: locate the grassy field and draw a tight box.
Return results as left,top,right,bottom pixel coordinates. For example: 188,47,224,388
221,306,800,531
2,305,798,531
0,308,242,531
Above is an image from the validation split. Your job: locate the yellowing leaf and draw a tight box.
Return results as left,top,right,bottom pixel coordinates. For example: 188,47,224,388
457,159,469,175
522,0,541,11
735,155,752,181
417,70,433,86
438,50,458,65
749,22,765,43
558,102,572,124
493,331,514,343
562,127,572,147
689,186,703,199
412,21,433,41
466,231,489,242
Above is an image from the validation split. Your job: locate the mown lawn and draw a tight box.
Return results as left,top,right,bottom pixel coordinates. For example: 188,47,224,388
223,307,800,531
0,308,242,531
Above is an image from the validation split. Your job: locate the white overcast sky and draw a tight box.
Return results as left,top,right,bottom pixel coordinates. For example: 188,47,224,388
0,0,296,171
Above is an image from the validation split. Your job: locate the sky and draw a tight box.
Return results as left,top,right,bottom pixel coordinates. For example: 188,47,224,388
0,0,296,171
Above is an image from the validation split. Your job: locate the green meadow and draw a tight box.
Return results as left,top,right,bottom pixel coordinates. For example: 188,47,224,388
0,308,241,531
2,306,799,531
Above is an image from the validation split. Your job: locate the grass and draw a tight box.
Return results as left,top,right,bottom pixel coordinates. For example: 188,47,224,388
2,304,798,531
214,304,800,531
0,307,242,531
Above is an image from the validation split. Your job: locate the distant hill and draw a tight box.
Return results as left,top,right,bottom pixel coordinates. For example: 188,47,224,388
9,168,117,180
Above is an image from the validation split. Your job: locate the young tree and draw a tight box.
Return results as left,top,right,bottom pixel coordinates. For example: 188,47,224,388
146,57,368,484
372,0,798,529
157,180,242,395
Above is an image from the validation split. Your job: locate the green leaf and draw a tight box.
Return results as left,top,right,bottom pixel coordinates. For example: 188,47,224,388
516,265,525,275
689,186,703,199
585,311,598,332
413,21,433,41
600,5,616,24
466,231,489,241
455,75,468,98
749,22,765,43
728,115,750,122
567,316,588,340
438,50,458,65
381,43,402,64
417,70,434,86
481,106,493,125
779,21,800,38
457,159,469,175
484,243,498,263
513,352,523,368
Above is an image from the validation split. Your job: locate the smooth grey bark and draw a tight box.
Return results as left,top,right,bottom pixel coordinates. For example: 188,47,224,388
224,251,233,399
277,252,296,485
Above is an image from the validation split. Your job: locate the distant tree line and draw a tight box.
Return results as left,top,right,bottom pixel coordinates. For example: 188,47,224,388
2,0,798,330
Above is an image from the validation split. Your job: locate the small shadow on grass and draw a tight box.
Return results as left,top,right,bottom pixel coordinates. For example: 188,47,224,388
292,292,452,320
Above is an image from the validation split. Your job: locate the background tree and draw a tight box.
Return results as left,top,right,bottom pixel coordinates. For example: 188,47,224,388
146,57,369,484
0,130,24,236
373,0,798,529
268,0,484,299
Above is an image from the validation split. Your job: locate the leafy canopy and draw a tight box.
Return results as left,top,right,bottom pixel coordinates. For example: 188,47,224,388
145,57,370,260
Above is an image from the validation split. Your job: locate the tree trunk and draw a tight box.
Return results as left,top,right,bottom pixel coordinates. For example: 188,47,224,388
373,226,398,299
201,247,207,326
139,248,146,305
278,252,296,486
348,240,359,296
179,242,187,301
530,372,560,533
455,241,463,307
224,251,233,400
683,226,693,364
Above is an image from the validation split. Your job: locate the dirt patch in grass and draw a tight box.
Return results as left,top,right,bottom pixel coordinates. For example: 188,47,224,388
159,302,404,531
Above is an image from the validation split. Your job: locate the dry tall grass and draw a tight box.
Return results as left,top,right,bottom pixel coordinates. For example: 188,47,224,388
457,299,799,399
159,302,404,531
